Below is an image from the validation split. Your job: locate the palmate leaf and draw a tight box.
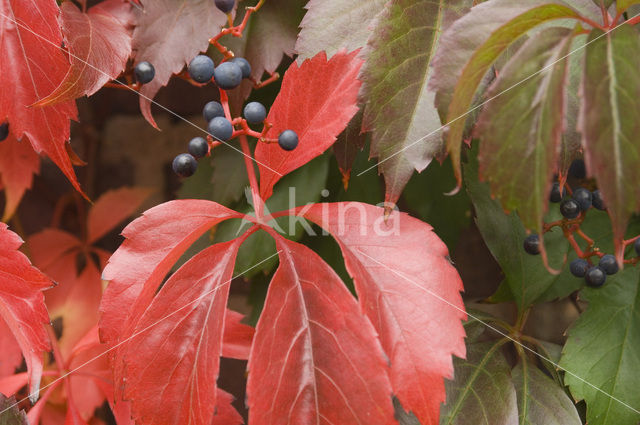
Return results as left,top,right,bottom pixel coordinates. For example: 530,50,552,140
440,340,517,425
359,0,472,205
0,0,81,194
255,51,363,200
300,203,466,425
579,25,640,264
247,236,396,425
474,27,574,232
36,0,133,105
429,0,584,186
560,266,640,425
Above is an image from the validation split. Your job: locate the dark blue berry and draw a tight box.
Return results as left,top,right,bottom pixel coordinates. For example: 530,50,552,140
592,190,606,210
243,102,266,124
188,137,208,159
134,61,155,84
568,159,586,179
188,55,215,83
208,117,233,141
570,259,589,277
549,182,565,203
572,187,592,211
214,62,243,90
635,238,640,256
215,0,235,13
203,101,225,122
523,234,540,255
560,198,580,219
278,130,299,151
0,122,8,142
585,266,606,287
172,153,197,177
599,254,619,275
232,57,252,79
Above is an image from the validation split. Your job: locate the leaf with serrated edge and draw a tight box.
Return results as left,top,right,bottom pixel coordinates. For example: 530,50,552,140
360,0,472,204
429,0,582,185
0,0,81,194
300,202,466,425
295,0,387,60
512,360,581,425
0,393,28,425
475,27,574,231
36,0,133,105
560,266,640,425
247,236,396,425
578,26,640,264
0,223,52,402
255,51,362,200
440,340,517,425
120,237,244,425
0,134,39,221
132,0,228,127
87,186,152,244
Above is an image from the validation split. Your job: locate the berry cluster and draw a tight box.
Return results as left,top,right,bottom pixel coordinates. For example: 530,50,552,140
170,54,299,178
522,160,640,288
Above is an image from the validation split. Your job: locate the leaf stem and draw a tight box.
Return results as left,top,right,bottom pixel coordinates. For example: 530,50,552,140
238,133,264,219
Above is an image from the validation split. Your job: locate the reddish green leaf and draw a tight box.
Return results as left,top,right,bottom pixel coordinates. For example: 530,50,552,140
247,236,396,425
99,200,242,347
295,0,387,60
332,109,366,189
119,238,244,425
87,186,152,244
0,134,39,221
579,26,640,264
475,27,574,231
0,393,27,425
300,203,466,425
429,0,582,185
0,0,81,194
255,51,363,200
132,0,228,127
359,0,472,205
36,0,133,105
0,223,52,401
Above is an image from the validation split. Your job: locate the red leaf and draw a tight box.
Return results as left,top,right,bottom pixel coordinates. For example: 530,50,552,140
212,389,243,425
247,236,396,425
36,0,134,105
99,200,242,347
0,134,40,221
223,309,255,360
119,238,244,425
0,0,81,194
87,186,152,244
0,319,21,377
255,51,363,200
0,223,53,401
132,0,228,127
300,203,467,425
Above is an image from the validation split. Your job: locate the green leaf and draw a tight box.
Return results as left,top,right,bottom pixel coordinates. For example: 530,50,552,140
560,266,640,425
579,25,640,261
617,0,640,13
178,144,250,206
294,0,387,60
359,0,473,204
429,0,582,185
0,394,27,425
475,27,574,232
512,360,582,425
332,108,366,189
464,146,568,310
440,339,518,425
215,154,330,277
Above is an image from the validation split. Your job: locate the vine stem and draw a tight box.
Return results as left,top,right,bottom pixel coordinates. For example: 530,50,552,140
46,325,79,411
